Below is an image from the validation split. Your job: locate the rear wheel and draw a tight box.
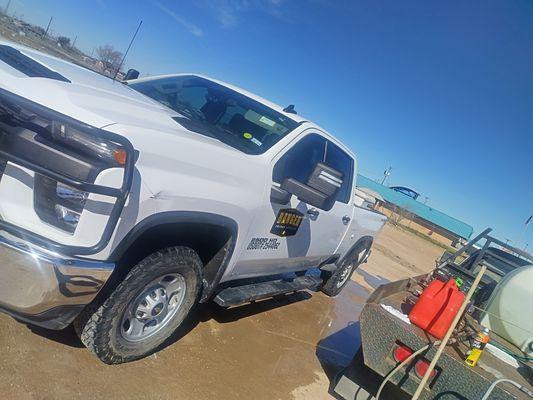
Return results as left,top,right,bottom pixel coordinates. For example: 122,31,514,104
74,247,202,364
321,241,371,297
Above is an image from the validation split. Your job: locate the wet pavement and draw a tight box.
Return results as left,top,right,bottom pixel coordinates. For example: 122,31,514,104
0,224,442,399
0,277,372,400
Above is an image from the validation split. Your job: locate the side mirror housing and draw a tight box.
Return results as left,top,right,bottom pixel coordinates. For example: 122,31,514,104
280,162,344,211
281,178,328,210
124,69,140,80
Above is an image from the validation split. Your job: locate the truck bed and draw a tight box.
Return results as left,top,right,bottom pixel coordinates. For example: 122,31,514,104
360,277,532,399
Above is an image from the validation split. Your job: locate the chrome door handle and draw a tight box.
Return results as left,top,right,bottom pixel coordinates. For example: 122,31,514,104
307,208,320,217
342,215,351,224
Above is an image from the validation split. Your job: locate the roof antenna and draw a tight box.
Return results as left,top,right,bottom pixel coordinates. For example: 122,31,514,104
114,20,143,80
283,104,297,114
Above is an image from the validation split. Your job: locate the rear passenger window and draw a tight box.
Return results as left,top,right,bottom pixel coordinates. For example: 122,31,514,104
324,141,354,203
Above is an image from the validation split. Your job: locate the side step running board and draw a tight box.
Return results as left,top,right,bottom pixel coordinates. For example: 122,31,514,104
214,275,323,307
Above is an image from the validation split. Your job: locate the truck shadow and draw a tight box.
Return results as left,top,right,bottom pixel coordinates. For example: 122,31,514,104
316,323,410,400
316,322,364,398
27,324,85,348
159,291,314,357
25,291,314,352
199,291,312,324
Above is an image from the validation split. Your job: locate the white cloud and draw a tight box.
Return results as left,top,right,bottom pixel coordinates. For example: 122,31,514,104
153,1,204,37
205,0,285,29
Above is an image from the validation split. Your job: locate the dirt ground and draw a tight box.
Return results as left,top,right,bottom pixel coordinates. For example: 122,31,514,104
0,224,444,400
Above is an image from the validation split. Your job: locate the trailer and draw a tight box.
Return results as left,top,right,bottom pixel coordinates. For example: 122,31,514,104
335,228,533,400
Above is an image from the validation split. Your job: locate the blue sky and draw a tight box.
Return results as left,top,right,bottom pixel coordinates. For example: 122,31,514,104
6,0,533,249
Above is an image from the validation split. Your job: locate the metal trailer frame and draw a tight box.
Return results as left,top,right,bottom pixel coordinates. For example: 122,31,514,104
351,228,533,400
437,227,533,272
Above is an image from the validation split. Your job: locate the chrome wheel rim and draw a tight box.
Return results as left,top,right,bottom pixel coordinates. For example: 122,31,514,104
120,273,186,342
336,248,367,288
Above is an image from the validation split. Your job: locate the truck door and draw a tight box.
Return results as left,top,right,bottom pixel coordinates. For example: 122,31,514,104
231,131,355,279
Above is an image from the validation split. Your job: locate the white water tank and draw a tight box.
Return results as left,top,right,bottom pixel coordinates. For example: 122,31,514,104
480,264,533,355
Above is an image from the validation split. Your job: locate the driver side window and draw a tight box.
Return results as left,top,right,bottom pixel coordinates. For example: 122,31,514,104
273,133,354,204
273,134,326,185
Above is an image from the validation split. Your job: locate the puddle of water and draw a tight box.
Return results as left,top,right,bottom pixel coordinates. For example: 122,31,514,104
315,281,368,368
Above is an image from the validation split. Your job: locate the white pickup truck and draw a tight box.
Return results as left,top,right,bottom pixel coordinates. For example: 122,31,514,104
0,42,386,364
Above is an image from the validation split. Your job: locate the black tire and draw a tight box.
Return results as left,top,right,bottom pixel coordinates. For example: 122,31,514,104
74,247,202,364
321,241,371,297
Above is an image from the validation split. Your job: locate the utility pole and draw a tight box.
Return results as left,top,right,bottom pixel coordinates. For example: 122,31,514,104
381,166,392,185
43,16,53,38
520,214,532,249
72,35,77,48
114,20,143,79
4,0,11,15
522,214,533,240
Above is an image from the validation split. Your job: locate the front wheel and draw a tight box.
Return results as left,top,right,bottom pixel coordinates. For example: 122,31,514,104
321,241,371,297
74,247,202,364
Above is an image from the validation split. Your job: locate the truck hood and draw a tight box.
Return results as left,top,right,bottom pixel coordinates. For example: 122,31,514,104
0,41,181,132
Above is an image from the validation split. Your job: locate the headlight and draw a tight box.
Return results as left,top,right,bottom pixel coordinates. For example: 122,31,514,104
0,88,134,253
49,121,127,166
34,174,88,233
0,92,130,234
0,94,128,171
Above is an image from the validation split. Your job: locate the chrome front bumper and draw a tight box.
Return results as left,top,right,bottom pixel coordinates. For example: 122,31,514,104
0,231,114,329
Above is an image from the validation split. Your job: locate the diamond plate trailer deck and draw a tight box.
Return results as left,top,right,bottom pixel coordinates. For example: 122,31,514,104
357,277,530,400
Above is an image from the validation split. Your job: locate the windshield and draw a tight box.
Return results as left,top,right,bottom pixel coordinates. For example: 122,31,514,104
129,75,299,154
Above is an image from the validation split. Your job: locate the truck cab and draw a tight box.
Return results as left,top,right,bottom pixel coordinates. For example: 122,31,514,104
127,74,361,280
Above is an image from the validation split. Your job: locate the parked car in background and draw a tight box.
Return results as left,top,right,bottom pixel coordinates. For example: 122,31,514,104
390,186,420,200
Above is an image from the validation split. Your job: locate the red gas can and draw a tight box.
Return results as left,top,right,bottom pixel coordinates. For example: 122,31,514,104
409,279,465,339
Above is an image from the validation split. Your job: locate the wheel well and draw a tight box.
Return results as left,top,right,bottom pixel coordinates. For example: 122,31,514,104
77,217,236,322
338,236,373,265
105,213,237,300
358,236,373,248
116,222,232,270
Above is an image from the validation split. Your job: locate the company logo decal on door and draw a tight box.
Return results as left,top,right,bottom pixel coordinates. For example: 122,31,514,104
270,208,304,237
247,237,281,250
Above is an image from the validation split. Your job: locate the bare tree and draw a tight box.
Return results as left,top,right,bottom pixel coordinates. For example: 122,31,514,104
96,45,123,71
57,36,70,48
388,204,413,227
